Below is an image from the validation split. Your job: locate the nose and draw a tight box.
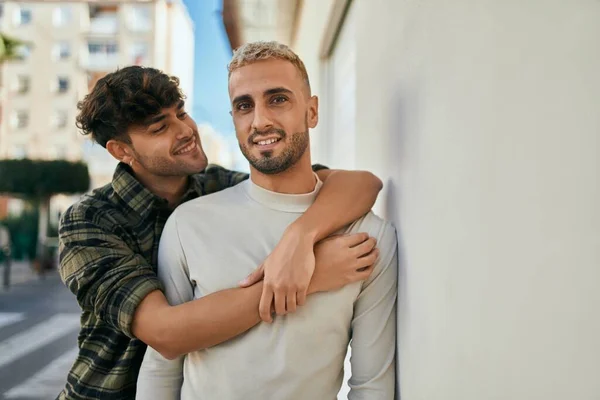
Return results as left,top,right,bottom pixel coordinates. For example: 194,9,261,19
251,103,274,133
175,120,193,140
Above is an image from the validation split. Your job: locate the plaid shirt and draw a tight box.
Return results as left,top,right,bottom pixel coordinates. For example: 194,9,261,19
57,163,248,400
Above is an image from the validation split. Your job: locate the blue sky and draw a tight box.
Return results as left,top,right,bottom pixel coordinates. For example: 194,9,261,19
182,0,235,136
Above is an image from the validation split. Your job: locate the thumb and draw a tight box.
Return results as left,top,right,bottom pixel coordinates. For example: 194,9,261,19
239,265,264,287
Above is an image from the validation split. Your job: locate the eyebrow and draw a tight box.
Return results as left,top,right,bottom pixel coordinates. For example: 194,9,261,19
147,100,185,124
232,87,294,106
264,87,293,97
232,94,252,106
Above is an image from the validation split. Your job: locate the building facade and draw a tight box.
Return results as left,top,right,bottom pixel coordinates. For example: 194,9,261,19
225,0,600,399
0,0,195,191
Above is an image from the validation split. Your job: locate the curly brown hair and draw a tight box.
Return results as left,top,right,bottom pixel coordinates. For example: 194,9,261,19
76,66,185,148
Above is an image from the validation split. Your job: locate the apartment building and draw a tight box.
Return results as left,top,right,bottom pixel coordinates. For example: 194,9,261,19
0,0,195,191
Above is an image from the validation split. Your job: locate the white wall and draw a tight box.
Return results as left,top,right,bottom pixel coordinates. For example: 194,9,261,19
291,0,337,163
296,0,600,399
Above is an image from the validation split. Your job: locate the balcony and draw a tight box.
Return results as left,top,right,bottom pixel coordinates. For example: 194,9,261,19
89,14,118,35
87,5,119,35
81,41,120,71
82,53,119,71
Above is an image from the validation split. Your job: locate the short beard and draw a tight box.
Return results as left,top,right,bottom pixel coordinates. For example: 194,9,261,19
240,126,309,175
131,147,207,177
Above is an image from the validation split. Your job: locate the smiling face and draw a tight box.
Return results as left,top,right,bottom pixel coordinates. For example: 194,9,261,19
112,100,208,177
229,58,318,175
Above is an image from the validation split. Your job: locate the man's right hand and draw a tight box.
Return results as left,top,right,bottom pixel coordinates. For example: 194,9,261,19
308,233,379,294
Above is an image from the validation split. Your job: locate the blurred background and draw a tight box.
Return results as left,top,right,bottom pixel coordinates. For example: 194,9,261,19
1,0,599,399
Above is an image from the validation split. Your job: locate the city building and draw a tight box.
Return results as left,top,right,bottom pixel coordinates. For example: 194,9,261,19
0,0,195,219
224,0,600,399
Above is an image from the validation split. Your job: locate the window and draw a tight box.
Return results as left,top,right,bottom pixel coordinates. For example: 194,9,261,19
128,5,152,32
89,5,119,34
53,6,71,27
15,7,32,26
57,77,69,93
88,41,118,55
54,111,69,128
16,76,30,94
106,43,118,54
13,111,29,129
86,41,119,70
130,42,149,65
54,41,71,60
15,45,31,61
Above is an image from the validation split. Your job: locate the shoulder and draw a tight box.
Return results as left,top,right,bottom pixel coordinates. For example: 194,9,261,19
191,164,249,195
167,182,248,229
348,211,397,249
59,183,122,231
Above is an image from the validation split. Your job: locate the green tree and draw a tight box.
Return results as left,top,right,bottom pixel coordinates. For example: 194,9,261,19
0,33,27,62
0,159,90,259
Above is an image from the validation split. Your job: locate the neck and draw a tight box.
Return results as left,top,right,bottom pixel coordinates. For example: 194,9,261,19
250,158,315,194
132,167,188,208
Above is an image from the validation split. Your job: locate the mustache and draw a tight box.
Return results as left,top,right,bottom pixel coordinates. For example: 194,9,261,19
248,128,286,145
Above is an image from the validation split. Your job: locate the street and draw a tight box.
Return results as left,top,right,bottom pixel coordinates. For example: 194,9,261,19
0,271,80,400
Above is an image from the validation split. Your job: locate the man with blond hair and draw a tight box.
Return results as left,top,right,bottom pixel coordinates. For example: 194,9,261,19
137,41,397,399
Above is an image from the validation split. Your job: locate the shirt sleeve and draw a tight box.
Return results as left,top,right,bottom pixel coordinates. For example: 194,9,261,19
58,204,163,338
349,220,398,399
136,212,195,400
311,163,329,172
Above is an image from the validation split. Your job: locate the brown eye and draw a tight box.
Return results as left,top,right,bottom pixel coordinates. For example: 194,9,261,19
272,96,287,104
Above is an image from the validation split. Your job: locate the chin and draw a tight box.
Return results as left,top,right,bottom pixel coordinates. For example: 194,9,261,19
190,160,208,173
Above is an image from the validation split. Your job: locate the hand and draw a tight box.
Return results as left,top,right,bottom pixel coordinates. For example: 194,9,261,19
239,225,315,323
309,233,379,294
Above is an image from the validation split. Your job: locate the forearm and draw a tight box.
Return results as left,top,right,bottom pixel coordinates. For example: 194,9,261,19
134,282,264,359
300,170,382,243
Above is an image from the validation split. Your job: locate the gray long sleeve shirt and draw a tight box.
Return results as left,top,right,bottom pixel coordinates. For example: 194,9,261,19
136,176,398,399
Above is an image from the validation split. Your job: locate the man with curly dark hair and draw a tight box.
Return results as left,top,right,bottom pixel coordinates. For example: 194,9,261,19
57,65,384,399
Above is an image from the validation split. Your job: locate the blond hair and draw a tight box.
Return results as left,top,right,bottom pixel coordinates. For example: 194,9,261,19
228,41,311,94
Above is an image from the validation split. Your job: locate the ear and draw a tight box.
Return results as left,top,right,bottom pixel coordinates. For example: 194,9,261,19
307,95,319,129
106,139,134,165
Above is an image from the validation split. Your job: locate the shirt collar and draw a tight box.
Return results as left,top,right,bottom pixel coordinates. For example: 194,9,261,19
112,163,204,219
242,172,323,213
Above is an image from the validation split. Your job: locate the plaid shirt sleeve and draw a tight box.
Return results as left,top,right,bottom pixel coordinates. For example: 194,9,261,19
58,204,163,338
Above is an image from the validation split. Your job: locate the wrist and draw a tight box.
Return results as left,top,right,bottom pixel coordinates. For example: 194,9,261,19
307,280,320,295
288,217,320,244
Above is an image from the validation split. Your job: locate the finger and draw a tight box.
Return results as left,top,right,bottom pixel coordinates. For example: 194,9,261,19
297,289,307,307
286,291,297,314
357,264,375,281
239,265,264,287
274,290,287,315
343,232,370,247
259,287,274,323
352,237,377,257
356,248,380,270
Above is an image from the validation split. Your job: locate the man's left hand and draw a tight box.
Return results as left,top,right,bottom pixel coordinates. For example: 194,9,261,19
238,224,314,323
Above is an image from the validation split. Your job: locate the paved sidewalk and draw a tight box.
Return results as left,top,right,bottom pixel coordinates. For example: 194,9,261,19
0,261,47,292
